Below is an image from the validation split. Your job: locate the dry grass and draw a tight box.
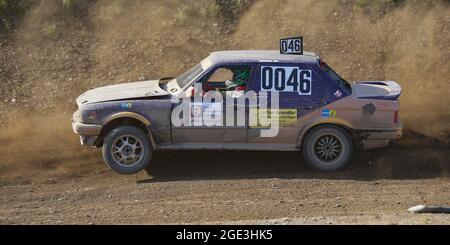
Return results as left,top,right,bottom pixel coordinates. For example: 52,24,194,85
0,0,7,9
43,22,58,37
62,0,80,9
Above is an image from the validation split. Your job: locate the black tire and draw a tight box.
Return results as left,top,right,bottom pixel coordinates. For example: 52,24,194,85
302,125,353,171
102,125,152,175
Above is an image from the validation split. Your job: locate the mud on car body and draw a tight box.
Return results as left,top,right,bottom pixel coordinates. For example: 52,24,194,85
72,49,402,174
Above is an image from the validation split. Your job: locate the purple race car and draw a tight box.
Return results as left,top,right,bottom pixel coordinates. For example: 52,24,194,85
72,48,402,174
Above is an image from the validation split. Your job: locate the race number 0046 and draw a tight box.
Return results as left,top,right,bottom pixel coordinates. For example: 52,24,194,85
261,66,312,95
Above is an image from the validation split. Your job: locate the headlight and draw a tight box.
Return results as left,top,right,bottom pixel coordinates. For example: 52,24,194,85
87,111,98,121
80,110,99,124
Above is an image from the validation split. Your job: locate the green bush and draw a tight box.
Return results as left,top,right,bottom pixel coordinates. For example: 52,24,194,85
175,6,188,23
62,0,91,11
204,0,253,20
205,1,221,17
44,22,58,37
62,0,77,9
0,0,7,9
0,0,30,32
356,0,398,12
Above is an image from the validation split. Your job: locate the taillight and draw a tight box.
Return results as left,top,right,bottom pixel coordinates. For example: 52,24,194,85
393,111,398,124
319,59,326,69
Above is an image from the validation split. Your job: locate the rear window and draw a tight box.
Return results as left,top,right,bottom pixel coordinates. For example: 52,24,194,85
319,60,352,94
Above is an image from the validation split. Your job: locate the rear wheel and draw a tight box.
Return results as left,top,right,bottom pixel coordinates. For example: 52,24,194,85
302,125,353,171
102,125,152,174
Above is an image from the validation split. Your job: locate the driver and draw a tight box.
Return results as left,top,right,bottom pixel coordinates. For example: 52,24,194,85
225,67,250,91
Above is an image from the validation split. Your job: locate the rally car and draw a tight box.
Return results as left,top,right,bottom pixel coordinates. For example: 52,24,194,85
72,48,402,175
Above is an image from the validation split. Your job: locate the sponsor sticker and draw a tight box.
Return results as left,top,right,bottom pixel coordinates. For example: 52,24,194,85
321,108,336,117
120,102,133,109
362,102,376,117
250,108,297,128
191,102,222,126
334,90,342,98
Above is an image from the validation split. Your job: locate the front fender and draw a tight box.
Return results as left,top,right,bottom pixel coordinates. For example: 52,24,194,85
102,112,152,126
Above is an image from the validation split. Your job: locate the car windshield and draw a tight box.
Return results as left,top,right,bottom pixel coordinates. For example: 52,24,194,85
319,60,352,94
176,63,204,88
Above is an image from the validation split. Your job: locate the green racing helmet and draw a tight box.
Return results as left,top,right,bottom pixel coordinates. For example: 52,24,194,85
226,68,250,90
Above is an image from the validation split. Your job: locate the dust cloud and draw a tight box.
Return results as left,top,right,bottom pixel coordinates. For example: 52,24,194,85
0,107,99,179
0,0,448,176
232,0,450,139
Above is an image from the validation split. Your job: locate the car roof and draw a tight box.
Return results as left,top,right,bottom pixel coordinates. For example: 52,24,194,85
201,50,319,69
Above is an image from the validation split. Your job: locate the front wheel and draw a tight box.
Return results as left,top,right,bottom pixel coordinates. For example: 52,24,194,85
102,125,152,175
302,125,353,171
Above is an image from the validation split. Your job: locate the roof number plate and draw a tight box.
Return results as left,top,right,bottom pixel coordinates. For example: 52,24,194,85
280,37,303,55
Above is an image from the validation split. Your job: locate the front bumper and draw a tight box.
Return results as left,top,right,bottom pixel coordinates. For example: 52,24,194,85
358,123,403,149
72,111,102,146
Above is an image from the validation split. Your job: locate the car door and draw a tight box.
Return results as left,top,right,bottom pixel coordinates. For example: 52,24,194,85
171,64,256,144
247,62,326,144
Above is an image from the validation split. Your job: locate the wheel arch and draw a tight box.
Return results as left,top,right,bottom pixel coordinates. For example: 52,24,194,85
298,122,354,149
96,113,156,148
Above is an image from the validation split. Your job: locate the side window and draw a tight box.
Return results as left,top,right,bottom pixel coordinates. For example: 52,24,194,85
318,60,352,94
208,68,233,83
201,66,252,93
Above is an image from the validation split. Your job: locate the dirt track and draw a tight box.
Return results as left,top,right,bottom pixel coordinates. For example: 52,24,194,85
1,133,449,224
0,0,449,224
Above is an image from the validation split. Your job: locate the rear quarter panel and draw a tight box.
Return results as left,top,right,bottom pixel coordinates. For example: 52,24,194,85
297,96,400,144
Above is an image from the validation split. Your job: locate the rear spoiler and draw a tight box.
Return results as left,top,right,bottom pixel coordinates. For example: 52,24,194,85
353,81,402,101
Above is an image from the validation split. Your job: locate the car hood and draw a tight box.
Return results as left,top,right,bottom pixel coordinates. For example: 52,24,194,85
352,81,402,101
76,80,170,106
